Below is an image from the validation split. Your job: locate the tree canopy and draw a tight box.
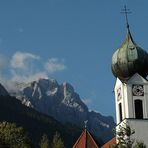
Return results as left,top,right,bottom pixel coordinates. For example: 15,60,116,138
0,121,32,148
112,122,147,148
39,134,50,148
51,132,65,148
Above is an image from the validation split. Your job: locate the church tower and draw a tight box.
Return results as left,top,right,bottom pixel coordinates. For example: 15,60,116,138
111,6,148,145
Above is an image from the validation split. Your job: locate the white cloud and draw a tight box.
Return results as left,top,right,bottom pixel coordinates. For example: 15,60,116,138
11,69,48,83
9,51,47,83
90,91,97,98
45,58,66,73
82,91,97,105
10,51,40,69
82,98,92,105
0,51,67,84
1,80,19,93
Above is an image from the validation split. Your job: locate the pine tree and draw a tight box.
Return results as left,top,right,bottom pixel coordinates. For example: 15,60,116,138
39,134,50,148
51,132,65,148
0,121,32,148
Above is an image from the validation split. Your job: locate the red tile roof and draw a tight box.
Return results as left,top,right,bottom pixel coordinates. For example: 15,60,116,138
73,129,99,148
101,137,116,148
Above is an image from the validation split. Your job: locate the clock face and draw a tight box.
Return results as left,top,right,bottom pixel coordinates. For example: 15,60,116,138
132,85,144,96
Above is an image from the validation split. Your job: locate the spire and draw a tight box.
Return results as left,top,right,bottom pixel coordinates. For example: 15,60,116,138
111,5,148,82
121,5,131,31
120,5,135,46
84,120,88,129
120,5,136,50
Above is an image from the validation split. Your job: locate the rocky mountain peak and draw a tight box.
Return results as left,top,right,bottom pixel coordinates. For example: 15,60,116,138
62,82,74,93
37,78,58,90
2,78,115,143
61,82,75,99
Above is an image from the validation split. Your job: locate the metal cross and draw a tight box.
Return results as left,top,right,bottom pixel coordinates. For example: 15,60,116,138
84,120,88,129
121,5,132,29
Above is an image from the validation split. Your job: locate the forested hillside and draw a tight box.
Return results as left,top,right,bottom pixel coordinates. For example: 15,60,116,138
0,95,85,147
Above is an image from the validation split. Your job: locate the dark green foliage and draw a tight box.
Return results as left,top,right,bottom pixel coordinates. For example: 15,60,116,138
112,122,134,148
39,134,50,148
112,123,147,148
0,95,82,147
0,137,9,148
0,121,32,148
134,141,147,148
51,132,65,148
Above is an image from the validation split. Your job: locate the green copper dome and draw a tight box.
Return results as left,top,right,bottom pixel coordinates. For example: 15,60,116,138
111,29,148,82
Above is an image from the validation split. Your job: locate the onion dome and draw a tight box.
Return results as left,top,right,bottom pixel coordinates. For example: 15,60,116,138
111,29,148,82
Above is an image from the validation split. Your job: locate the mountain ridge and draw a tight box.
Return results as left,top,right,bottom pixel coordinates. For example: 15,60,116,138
2,78,115,143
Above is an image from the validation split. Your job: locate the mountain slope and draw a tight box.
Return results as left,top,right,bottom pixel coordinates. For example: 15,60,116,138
7,78,115,143
0,94,86,147
0,83,9,96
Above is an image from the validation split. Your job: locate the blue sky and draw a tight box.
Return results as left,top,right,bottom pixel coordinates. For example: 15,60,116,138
0,0,148,119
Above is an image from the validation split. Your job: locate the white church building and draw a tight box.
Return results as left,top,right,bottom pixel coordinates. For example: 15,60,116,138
75,13,148,147
74,7,148,147
111,14,148,146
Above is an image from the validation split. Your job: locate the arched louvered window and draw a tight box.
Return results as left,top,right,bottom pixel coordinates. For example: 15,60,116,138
134,100,143,119
119,103,122,122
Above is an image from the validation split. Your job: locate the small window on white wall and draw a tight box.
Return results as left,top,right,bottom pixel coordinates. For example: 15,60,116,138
119,103,123,122
134,100,143,119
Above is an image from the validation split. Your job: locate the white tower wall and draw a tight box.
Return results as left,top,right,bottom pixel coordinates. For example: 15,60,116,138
114,73,148,146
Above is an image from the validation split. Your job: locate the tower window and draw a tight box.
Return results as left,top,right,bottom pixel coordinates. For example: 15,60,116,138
134,100,143,119
119,103,123,122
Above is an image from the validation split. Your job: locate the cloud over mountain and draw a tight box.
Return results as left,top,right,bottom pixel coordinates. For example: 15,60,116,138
45,58,66,73
1,51,67,83
10,51,40,69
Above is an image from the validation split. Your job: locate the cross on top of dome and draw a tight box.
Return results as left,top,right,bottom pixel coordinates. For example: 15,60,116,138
111,6,148,82
121,5,131,30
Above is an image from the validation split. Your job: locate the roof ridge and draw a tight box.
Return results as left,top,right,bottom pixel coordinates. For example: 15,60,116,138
86,130,99,148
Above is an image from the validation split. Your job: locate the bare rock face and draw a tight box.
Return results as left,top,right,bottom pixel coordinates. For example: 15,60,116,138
5,78,115,143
